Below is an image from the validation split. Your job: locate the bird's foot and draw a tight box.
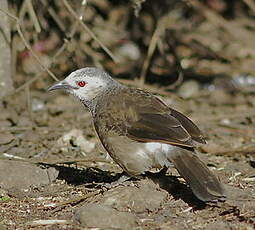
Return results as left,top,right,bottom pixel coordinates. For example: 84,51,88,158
102,173,131,190
158,166,168,176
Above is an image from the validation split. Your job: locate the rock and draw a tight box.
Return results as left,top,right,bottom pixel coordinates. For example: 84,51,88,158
199,141,226,153
209,89,232,105
0,108,18,125
17,116,32,127
0,133,14,144
74,204,138,230
114,41,141,62
34,112,49,126
0,110,10,120
178,80,200,99
22,53,51,74
0,120,12,128
206,221,233,230
22,131,40,142
101,180,168,213
57,129,95,153
0,223,7,230
0,160,58,189
0,188,8,198
31,98,45,112
224,184,254,208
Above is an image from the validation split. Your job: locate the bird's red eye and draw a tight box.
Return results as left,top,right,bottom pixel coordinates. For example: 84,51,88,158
77,81,86,87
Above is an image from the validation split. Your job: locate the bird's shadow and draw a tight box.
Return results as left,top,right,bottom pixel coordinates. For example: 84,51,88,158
146,172,207,210
42,163,207,209
52,164,119,185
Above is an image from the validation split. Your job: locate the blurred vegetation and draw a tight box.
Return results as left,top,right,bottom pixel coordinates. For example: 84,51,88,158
2,0,255,94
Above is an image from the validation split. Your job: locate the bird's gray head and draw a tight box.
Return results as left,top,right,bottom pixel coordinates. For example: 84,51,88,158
48,67,119,107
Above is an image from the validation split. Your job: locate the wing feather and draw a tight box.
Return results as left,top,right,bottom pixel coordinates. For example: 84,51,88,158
95,88,206,148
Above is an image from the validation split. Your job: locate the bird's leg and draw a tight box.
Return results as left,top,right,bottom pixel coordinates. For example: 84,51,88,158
102,172,132,189
115,173,132,184
158,166,168,176
145,166,169,178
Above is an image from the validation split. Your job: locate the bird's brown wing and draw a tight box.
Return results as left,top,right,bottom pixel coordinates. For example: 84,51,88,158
95,88,205,148
123,91,206,148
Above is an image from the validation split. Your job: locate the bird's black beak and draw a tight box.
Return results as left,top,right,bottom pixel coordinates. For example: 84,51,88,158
48,81,76,91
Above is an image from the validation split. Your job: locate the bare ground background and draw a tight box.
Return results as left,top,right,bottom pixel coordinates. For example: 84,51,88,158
0,0,254,229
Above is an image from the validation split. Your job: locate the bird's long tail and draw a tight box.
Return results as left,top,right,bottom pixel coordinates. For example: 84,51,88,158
167,147,225,201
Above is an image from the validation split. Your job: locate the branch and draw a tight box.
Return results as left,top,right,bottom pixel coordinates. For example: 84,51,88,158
62,0,119,63
0,7,59,81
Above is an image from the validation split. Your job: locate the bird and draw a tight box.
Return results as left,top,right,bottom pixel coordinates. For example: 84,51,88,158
48,67,225,201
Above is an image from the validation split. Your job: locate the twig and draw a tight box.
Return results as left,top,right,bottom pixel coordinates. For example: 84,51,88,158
50,190,102,212
187,0,254,46
195,110,255,122
242,0,255,15
164,30,184,90
118,78,185,103
19,0,41,33
218,124,255,132
49,18,80,65
0,154,111,166
26,0,41,33
2,5,83,99
139,15,172,86
16,24,58,81
12,72,44,96
62,0,119,63
0,7,59,81
210,145,255,156
139,17,164,86
26,85,33,122
39,0,66,32
0,126,33,131
34,157,111,165
11,36,18,83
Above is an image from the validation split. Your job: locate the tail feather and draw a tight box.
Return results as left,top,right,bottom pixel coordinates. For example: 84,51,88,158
168,148,225,201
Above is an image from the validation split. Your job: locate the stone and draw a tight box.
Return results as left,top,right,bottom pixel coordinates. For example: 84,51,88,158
0,223,7,230
178,80,200,99
101,180,168,213
0,160,59,189
0,133,14,145
74,203,138,230
56,129,95,153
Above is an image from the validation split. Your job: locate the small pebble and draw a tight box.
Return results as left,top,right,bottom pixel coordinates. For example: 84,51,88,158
178,80,200,99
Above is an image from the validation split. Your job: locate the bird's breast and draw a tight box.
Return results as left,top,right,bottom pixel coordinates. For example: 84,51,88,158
100,133,175,175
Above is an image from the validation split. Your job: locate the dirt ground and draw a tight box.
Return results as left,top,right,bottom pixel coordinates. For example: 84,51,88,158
0,86,254,230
